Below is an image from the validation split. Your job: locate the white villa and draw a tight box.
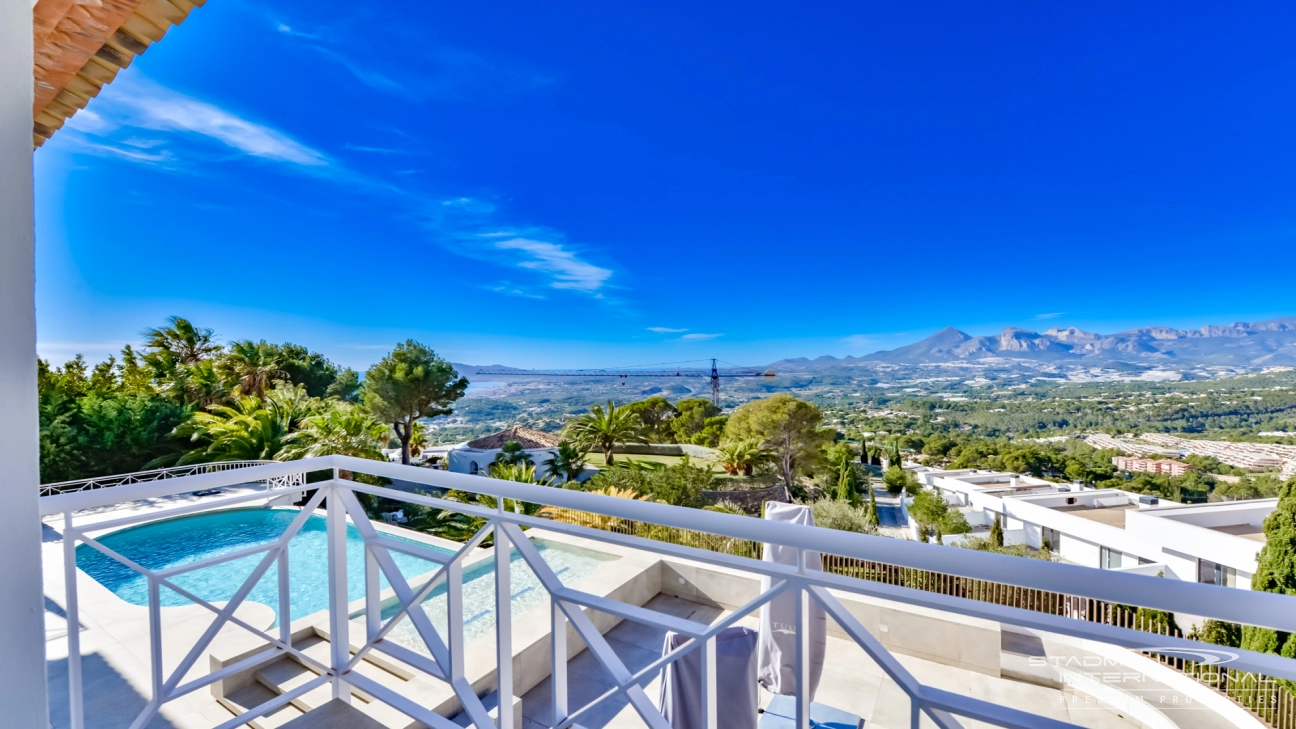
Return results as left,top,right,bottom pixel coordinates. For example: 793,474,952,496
914,468,1272,589
442,427,566,479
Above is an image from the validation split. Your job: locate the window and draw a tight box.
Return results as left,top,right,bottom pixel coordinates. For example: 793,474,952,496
1041,527,1061,551
469,461,479,475
1101,547,1121,570
1198,559,1237,587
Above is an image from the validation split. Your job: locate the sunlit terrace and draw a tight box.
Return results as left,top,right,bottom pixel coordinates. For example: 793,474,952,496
36,457,1296,729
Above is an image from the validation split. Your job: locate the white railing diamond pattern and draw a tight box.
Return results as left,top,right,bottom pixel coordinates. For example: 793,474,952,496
43,456,1296,729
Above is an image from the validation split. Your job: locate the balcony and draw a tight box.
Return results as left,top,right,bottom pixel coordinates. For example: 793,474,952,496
37,456,1296,729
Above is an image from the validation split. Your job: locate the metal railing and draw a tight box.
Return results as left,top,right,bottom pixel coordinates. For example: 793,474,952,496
550,504,1296,729
40,460,303,497
39,456,1296,729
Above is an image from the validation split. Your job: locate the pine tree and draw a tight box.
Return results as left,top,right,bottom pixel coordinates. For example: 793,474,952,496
1242,478,1296,659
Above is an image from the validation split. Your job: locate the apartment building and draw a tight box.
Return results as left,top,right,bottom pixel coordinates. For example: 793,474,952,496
1111,456,1194,476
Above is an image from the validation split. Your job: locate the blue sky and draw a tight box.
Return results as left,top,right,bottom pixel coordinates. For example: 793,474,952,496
35,1,1296,370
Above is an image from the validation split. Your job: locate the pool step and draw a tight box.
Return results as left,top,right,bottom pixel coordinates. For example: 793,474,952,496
246,631,426,728
293,634,416,698
217,682,306,729
255,658,353,712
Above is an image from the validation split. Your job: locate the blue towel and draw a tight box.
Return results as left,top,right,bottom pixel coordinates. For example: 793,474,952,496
759,694,863,729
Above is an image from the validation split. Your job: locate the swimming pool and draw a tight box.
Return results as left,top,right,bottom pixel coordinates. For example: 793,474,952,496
76,507,618,638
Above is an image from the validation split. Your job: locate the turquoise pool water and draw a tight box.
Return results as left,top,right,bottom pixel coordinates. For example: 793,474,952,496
77,507,617,635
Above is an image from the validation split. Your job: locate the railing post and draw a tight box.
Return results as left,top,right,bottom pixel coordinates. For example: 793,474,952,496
494,517,514,729
63,512,84,729
148,575,164,702
447,543,466,684
327,479,350,702
365,544,381,642
279,544,291,646
552,600,568,725
701,636,717,729
795,549,811,729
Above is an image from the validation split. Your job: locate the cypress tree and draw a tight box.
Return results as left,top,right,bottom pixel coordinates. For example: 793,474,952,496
1242,478,1296,659
860,440,869,465
990,518,1004,547
835,462,856,505
864,486,880,529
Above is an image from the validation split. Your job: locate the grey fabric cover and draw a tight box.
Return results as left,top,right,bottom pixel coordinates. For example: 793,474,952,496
658,627,760,729
757,502,827,699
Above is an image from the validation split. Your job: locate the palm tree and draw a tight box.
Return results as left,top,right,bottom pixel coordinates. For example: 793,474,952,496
563,400,645,466
717,438,771,477
142,316,221,365
488,462,551,486
176,397,291,463
493,440,534,468
278,404,389,461
176,383,318,463
172,359,226,406
216,340,288,398
543,441,589,484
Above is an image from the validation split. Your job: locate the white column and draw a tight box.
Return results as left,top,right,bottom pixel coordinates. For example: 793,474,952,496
327,482,351,702
493,524,513,729
0,2,51,725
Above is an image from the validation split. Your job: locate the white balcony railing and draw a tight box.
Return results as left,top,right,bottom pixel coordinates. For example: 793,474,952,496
40,456,1296,729
39,460,301,497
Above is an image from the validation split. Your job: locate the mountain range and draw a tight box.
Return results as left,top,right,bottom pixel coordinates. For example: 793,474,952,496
769,318,1296,369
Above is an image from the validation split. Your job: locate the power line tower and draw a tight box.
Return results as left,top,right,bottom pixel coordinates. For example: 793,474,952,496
710,358,721,407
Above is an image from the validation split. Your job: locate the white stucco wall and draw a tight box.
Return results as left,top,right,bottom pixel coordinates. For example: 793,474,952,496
1126,502,1271,576
447,447,560,481
0,5,51,722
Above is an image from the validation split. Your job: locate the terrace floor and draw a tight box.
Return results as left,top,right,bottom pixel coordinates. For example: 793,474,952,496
515,593,1226,729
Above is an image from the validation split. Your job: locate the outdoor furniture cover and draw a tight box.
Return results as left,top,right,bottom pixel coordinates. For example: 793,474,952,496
757,502,827,699
658,626,760,729
758,694,864,729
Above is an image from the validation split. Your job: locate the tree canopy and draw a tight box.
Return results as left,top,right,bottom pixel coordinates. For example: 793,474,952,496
1242,478,1296,659
363,340,468,465
725,394,833,491
563,400,645,465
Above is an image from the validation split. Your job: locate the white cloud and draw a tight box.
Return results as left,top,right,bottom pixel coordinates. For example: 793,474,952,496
493,237,612,292
74,140,173,163
92,76,327,166
842,334,875,350
1034,312,1064,320
485,283,545,299
681,333,723,341
648,327,688,333
443,197,497,214
343,144,401,155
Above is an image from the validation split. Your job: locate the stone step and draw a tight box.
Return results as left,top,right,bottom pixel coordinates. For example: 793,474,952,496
218,682,307,729
256,658,361,712
280,698,387,729
296,632,418,695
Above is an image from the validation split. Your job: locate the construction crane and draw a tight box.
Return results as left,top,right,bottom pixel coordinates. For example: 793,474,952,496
473,358,776,407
